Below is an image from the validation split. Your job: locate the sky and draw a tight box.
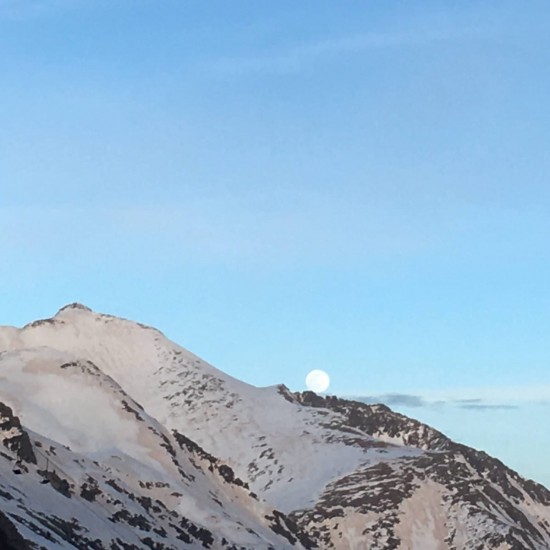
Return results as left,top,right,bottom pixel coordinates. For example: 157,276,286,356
1,1,550,486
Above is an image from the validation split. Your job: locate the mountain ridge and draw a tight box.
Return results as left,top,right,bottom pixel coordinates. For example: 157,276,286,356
0,304,549,549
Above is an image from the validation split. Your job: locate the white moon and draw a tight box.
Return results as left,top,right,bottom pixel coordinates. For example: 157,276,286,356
305,369,330,393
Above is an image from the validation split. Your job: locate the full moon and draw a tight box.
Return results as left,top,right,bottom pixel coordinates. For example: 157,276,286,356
305,369,330,393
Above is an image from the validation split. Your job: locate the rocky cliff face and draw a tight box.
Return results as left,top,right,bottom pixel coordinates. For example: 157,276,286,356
291,393,550,549
0,402,36,465
0,304,549,549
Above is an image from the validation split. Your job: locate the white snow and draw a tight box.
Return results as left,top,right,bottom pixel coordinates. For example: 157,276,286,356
0,305,411,511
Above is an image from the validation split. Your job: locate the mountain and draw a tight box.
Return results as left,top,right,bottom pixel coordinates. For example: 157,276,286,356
0,303,549,549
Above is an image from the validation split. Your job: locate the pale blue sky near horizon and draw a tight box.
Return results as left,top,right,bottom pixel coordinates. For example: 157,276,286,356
1,1,550,486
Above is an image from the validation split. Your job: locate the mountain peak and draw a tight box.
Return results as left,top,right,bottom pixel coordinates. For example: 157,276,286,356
55,302,93,315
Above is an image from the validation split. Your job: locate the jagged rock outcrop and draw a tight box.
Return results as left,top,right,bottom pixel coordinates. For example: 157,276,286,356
0,509,31,550
0,402,36,464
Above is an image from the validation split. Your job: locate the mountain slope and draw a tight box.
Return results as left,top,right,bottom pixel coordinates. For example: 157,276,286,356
291,393,550,549
1,304,417,512
1,304,549,549
0,338,314,548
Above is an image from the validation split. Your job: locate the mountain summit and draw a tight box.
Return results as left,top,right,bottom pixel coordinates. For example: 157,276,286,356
0,305,549,549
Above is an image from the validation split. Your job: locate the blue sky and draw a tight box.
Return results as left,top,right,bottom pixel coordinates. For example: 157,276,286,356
1,1,550,486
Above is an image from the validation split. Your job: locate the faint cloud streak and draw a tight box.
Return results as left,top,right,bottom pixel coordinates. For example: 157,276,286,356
366,393,427,408
210,26,480,76
458,403,518,411
351,385,550,412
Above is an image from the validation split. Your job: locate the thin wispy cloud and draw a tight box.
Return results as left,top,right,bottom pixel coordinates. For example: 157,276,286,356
364,393,428,408
352,385,550,412
0,190,443,270
458,403,518,411
210,26,480,76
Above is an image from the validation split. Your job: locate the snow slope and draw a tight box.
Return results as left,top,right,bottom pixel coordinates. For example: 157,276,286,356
0,336,314,548
1,304,416,511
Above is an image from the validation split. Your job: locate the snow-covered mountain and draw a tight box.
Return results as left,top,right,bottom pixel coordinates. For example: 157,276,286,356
1,304,549,549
